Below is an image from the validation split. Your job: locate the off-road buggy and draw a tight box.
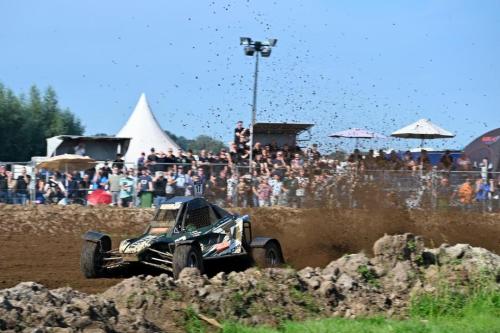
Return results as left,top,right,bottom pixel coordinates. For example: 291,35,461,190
80,196,284,278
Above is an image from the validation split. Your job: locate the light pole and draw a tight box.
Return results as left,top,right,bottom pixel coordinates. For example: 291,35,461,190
240,37,277,174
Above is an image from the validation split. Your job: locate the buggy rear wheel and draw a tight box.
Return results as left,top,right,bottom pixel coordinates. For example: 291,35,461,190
173,244,204,279
252,241,284,268
80,241,108,278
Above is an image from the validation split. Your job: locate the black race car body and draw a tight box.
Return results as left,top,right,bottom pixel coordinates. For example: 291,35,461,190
81,196,284,278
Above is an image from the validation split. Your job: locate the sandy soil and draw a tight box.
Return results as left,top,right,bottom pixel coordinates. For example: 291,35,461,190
0,205,498,293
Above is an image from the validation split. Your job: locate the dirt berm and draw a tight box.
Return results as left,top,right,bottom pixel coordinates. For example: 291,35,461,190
0,205,499,293
1,234,499,332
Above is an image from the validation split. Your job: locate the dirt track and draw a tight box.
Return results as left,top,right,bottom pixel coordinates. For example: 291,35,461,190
0,205,498,293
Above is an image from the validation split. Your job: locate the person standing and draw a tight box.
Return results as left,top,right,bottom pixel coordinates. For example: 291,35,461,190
433,177,452,210
112,153,125,172
236,176,250,207
268,174,283,206
475,177,493,212
226,173,238,207
137,152,146,169
256,177,272,207
137,168,153,206
165,149,177,171
439,150,454,171
15,167,31,205
65,173,80,203
146,148,157,172
476,158,493,181
456,153,472,171
234,121,245,146
283,171,298,208
165,170,177,199
101,161,112,178
186,174,205,197
108,167,123,206
0,165,7,203
197,150,211,177
174,165,189,196
74,142,86,156
296,169,309,208
155,151,168,173
206,175,220,202
119,173,135,207
153,171,168,207
454,178,474,211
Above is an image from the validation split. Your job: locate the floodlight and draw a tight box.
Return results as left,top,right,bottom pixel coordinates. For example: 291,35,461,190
244,46,255,56
238,36,278,174
260,46,271,57
267,38,278,47
240,37,252,45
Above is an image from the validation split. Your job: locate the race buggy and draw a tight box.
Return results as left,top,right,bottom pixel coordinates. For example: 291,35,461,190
80,196,284,278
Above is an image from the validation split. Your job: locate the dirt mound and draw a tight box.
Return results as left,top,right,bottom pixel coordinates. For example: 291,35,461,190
1,234,498,332
238,207,500,268
0,205,499,293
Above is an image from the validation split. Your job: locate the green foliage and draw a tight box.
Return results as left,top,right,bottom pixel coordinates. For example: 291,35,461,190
223,271,500,333
183,307,206,333
163,289,182,301
0,84,84,161
223,309,500,333
289,288,320,313
409,270,499,319
229,291,248,317
407,240,417,252
357,265,380,287
165,130,227,153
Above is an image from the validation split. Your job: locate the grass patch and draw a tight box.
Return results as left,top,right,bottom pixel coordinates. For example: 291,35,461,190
223,280,500,333
223,312,500,333
183,307,205,333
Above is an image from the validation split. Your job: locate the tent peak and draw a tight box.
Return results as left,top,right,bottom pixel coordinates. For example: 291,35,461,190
117,93,180,163
137,92,149,108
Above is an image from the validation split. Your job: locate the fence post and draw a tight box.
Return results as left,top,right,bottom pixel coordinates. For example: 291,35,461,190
132,162,138,208
30,161,36,204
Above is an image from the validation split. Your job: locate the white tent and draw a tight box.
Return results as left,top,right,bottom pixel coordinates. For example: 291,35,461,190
391,118,455,147
117,93,180,163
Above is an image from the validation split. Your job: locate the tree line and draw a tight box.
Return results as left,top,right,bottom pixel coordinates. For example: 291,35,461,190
165,130,227,153
0,84,84,162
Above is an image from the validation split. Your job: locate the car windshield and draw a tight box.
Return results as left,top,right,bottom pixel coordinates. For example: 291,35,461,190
149,209,179,234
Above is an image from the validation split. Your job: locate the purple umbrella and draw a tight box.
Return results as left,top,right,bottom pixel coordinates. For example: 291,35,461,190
329,128,386,147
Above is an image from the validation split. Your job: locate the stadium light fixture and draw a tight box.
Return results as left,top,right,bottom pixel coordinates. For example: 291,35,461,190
239,37,278,173
240,37,252,45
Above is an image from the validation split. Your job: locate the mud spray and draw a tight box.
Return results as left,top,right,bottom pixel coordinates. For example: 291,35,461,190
0,205,498,293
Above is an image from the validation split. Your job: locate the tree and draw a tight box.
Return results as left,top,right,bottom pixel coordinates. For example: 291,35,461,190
164,130,227,153
0,83,84,161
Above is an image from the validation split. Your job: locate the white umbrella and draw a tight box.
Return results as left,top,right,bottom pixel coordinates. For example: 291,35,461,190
329,128,386,148
391,118,454,147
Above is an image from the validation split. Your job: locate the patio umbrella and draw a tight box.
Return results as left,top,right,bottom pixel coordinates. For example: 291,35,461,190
329,128,386,148
391,118,455,147
37,154,96,172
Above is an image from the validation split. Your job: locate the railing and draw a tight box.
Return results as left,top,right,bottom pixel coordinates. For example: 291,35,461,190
1,160,499,212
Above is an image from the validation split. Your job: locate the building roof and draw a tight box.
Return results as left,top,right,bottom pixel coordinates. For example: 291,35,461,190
253,122,313,135
48,135,131,141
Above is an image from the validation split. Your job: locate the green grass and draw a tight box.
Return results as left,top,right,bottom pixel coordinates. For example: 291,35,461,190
223,313,500,333
222,288,500,333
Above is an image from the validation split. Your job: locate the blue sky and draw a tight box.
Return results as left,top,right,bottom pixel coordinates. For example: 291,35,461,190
1,0,499,152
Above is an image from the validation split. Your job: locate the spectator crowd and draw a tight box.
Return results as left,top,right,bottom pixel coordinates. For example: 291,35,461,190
0,122,499,212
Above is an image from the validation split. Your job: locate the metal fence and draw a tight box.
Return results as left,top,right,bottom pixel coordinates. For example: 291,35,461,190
1,160,499,212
